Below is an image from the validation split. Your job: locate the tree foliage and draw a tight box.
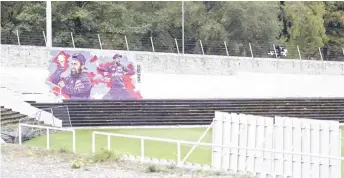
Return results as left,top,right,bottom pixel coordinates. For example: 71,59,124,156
281,2,327,59
1,1,343,60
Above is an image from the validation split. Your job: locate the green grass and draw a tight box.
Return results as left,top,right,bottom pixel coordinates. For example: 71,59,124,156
25,126,344,174
25,127,212,164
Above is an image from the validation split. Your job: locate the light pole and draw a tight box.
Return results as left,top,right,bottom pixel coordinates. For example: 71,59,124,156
182,1,184,55
46,0,52,48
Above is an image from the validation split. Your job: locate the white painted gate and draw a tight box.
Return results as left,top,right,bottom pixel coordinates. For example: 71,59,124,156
212,111,342,178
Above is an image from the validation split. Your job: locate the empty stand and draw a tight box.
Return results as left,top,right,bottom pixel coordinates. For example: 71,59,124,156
0,106,29,126
0,106,44,126
27,98,344,127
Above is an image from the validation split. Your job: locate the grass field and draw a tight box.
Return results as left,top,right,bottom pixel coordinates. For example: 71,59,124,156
25,127,213,164
25,126,344,171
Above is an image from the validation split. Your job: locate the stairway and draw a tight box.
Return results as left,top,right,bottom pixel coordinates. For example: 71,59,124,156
1,106,28,126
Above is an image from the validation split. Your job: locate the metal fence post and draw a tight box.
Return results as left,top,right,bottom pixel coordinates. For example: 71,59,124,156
249,43,253,58
46,128,50,149
97,34,103,50
107,135,111,151
224,41,229,56
175,38,180,54
18,124,22,145
297,45,303,70
42,31,47,46
273,44,279,69
319,47,324,61
273,44,277,59
16,30,21,45
125,35,129,51
150,37,155,52
70,32,75,48
200,40,205,55
297,45,302,60
319,47,324,71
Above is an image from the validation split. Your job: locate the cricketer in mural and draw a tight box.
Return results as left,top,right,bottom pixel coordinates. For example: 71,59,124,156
96,54,137,100
50,53,93,99
47,50,142,100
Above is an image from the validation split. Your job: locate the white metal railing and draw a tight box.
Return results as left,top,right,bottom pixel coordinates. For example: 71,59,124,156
19,123,76,152
92,131,344,166
40,105,71,127
14,112,48,143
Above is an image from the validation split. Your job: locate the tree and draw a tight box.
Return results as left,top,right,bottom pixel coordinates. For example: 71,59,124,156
323,2,344,61
1,1,45,46
2,1,343,60
283,2,328,59
206,1,281,57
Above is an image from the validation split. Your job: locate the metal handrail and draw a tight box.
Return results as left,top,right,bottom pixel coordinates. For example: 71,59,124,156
18,123,76,152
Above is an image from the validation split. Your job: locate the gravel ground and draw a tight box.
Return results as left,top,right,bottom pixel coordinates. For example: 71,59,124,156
1,144,251,178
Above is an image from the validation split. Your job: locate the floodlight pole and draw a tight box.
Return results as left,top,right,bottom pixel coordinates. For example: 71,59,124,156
182,1,185,55
46,0,52,48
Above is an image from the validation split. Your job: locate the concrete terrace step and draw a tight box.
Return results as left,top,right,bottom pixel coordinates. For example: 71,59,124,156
0,108,12,113
30,102,344,106
66,111,344,118
0,106,49,127
1,114,27,121
0,112,21,117
29,98,344,127
70,118,212,122
68,115,344,122
33,104,344,110
70,121,211,127
1,118,21,126
61,98,344,102
64,108,344,113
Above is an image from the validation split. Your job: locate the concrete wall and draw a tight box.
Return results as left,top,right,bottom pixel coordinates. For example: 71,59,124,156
2,44,344,76
2,44,344,100
142,72,344,98
2,67,344,99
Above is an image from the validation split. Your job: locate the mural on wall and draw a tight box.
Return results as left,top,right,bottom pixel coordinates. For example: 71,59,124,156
46,49,142,100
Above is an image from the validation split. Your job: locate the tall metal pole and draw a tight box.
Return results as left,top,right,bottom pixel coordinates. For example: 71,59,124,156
182,1,185,55
46,0,52,48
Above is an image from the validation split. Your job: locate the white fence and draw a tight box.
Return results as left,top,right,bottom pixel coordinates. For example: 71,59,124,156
18,123,76,152
92,128,344,175
92,131,182,163
212,111,343,178
91,131,252,165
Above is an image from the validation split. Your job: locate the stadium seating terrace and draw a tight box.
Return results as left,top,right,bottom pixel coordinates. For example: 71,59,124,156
27,98,344,127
